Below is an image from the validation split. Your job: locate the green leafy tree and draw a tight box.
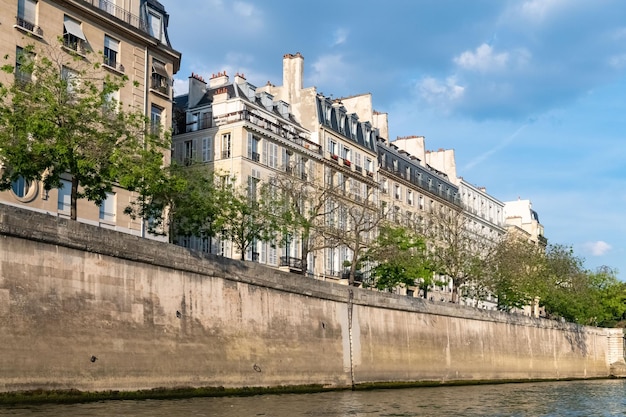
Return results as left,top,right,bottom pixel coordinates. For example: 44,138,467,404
367,225,436,296
0,41,168,220
325,184,383,286
265,163,335,275
588,266,626,327
221,178,281,261
126,163,232,243
488,234,546,312
424,207,495,303
541,244,595,324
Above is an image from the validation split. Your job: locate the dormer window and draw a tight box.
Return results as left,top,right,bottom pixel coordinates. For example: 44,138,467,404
63,16,86,53
147,11,163,40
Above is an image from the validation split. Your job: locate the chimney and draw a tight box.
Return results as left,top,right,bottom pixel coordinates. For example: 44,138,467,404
188,72,206,107
282,52,304,103
234,72,257,102
209,71,229,88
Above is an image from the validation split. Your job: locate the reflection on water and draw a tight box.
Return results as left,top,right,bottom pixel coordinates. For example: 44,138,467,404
1,379,625,416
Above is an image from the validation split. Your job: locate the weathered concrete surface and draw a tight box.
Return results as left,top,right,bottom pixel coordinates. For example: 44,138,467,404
0,205,621,393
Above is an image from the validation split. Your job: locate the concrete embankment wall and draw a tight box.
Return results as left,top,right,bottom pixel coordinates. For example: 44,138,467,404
0,205,621,393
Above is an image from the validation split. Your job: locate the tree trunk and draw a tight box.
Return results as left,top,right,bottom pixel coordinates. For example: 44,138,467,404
300,237,309,276
70,176,79,220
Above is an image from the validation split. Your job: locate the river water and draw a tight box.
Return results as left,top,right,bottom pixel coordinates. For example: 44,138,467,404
1,379,625,416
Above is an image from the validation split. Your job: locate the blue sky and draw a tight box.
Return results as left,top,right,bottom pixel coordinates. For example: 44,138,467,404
160,0,626,279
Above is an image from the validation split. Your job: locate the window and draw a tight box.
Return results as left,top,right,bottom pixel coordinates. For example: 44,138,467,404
11,176,29,198
103,35,119,69
183,140,195,165
17,0,38,32
151,59,169,95
282,148,292,171
150,105,162,134
103,83,120,113
248,133,260,162
407,190,413,205
328,138,337,157
202,138,212,162
57,179,71,213
268,244,277,266
341,145,351,161
61,66,79,94
355,152,362,170
99,192,116,222
221,133,231,158
15,46,34,84
365,157,372,173
381,178,388,194
247,175,259,201
147,11,162,40
337,172,345,193
63,16,86,52
297,156,308,180
394,184,401,200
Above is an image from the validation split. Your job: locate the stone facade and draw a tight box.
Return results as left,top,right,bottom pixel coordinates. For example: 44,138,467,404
0,204,622,394
0,0,181,240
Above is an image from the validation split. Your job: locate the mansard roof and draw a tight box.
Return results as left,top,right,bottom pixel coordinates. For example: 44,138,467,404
316,95,377,153
377,139,460,205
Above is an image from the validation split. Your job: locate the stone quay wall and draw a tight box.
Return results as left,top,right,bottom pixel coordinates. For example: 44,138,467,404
0,205,622,393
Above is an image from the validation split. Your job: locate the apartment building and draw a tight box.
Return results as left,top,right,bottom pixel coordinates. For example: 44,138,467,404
171,54,381,282
172,71,323,271
503,198,546,245
264,54,381,283
0,0,181,238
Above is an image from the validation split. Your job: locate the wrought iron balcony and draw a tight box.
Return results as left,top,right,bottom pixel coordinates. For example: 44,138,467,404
80,0,149,34
280,256,302,270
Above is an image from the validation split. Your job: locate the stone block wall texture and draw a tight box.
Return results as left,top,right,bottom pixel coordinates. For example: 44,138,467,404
0,205,616,393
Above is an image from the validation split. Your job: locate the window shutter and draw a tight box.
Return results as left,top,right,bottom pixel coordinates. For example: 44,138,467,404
262,139,268,165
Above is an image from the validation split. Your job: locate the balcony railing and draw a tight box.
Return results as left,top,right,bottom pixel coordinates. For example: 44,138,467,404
15,16,42,36
80,0,149,35
380,166,461,207
213,109,321,154
280,256,302,270
151,79,170,96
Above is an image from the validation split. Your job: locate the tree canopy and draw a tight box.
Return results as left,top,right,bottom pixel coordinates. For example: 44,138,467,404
0,41,168,220
366,225,435,295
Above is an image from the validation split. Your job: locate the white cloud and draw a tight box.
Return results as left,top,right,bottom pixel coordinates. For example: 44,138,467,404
453,44,531,73
332,28,348,46
455,44,509,72
583,241,613,257
518,0,568,22
418,76,465,108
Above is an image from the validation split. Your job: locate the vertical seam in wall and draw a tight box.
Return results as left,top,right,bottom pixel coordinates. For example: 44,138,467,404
348,288,355,390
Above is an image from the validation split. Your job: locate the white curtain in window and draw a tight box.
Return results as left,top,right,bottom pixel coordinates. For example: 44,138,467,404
104,35,119,52
19,0,37,23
